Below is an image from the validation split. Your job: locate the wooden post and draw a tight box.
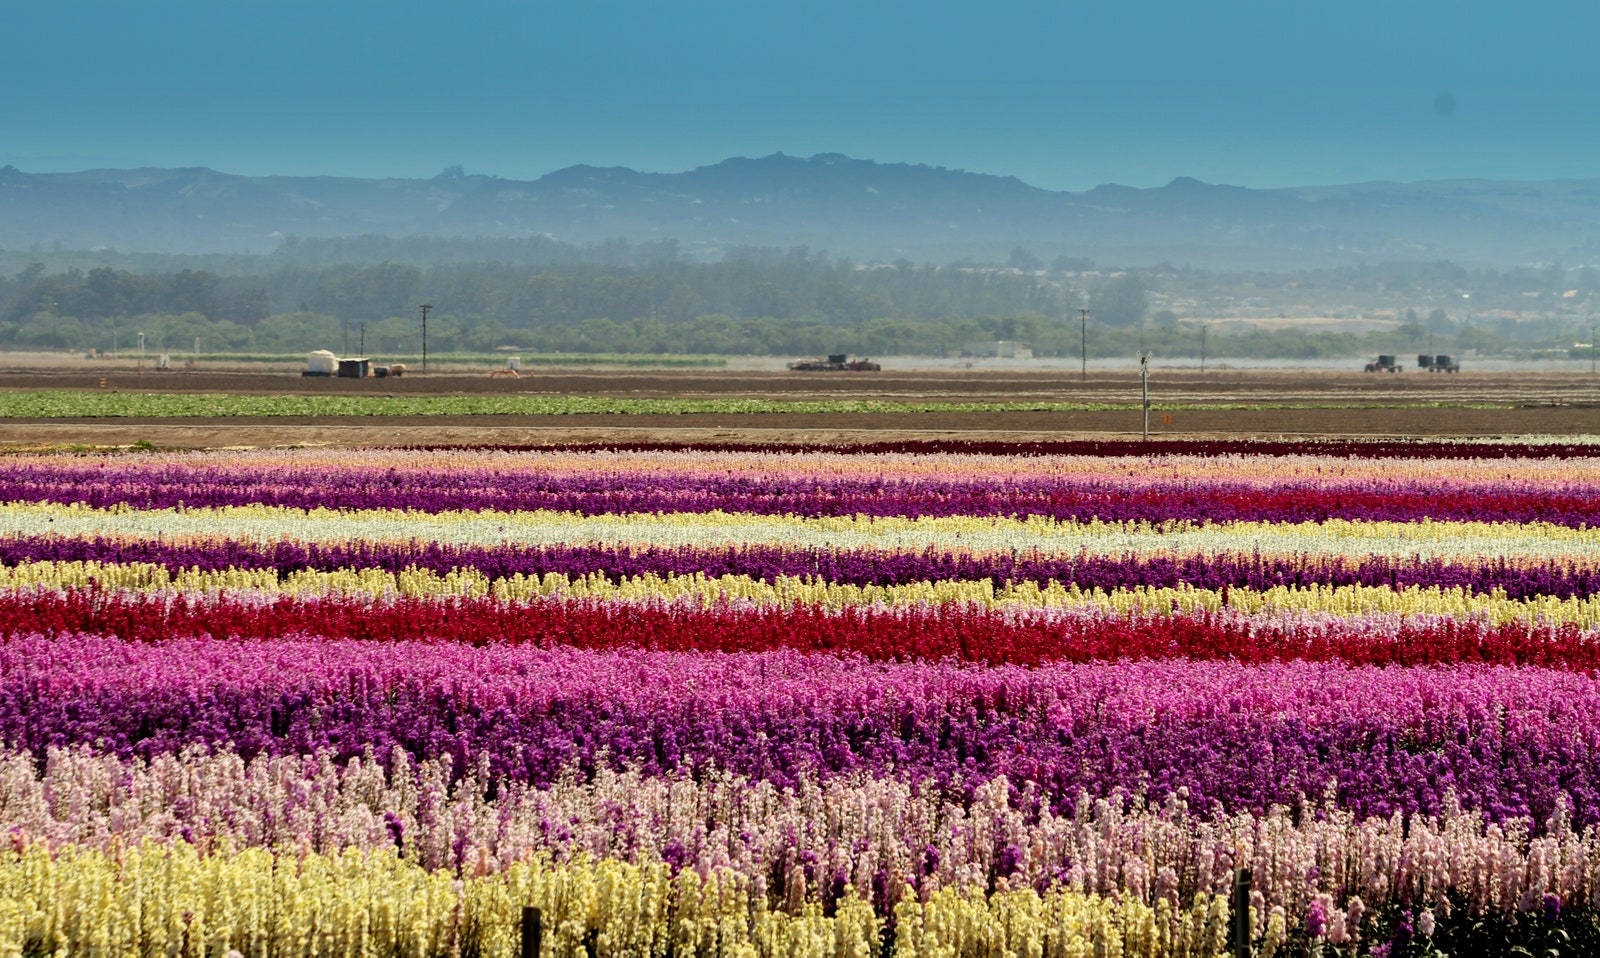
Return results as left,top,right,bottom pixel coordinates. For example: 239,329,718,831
419,303,432,372
1230,868,1252,958
520,907,541,958
1140,355,1150,440
1079,308,1088,382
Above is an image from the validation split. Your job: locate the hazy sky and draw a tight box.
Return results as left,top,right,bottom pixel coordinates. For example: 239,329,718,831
4,0,1597,190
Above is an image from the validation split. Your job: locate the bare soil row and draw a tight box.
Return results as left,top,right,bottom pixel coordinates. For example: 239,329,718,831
4,368,1597,406
2,367,1596,449
2,405,1597,451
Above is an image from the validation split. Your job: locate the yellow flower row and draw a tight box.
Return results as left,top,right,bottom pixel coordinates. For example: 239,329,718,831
1,500,1595,560
0,842,1234,958
7,559,1600,627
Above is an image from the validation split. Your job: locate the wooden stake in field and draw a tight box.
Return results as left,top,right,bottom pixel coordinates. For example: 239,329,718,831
419,303,432,372
520,907,540,958
1230,868,1253,957
1140,354,1150,440
1079,307,1089,382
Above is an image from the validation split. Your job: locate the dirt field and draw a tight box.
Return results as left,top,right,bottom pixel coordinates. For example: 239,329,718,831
1,365,1597,448
5,365,1599,403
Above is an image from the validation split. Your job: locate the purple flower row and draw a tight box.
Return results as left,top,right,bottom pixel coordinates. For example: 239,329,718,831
6,637,1600,828
5,463,1599,524
6,535,1596,599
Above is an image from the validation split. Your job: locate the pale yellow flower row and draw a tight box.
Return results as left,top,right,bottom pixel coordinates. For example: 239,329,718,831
61,445,1600,483
0,842,1236,958
1,500,1596,560
8,559,1600,627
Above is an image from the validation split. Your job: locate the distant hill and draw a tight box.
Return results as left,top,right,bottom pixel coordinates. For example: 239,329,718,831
3,153,1598,268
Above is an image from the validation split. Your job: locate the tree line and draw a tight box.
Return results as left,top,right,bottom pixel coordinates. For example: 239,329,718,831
0,255,1083,355
0,244,1592,359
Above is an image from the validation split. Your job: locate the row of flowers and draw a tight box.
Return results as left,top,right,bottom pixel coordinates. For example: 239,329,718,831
4,746,1593,927
376,436,1600,458
3,502,1597,561
8,588,1600,671
3,842,1243,958
6,534,1600,598
7,638,1600,826
8,562,1600,626
21,444,1600,481
8,458,1600,523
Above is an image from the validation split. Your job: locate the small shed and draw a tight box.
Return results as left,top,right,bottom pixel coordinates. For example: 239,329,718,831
337,357,371,378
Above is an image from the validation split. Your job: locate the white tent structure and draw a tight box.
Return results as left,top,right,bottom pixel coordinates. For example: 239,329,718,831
305,350,339,376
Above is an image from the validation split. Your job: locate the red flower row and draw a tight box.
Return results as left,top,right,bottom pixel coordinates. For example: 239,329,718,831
11,588,1597,669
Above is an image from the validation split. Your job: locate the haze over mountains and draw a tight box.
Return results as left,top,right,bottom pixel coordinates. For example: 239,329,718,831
2,153,1596,269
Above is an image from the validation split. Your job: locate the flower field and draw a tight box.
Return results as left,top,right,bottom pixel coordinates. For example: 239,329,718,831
3,439,1600,956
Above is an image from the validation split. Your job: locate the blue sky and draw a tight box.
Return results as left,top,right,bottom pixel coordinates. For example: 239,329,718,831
4,0,1597,189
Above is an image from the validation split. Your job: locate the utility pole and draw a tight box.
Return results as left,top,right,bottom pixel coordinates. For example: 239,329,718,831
360,322,366,356
419,304,432,371
1200,324,1207,374
1140,354,1150,440
1079,308,1089,382
1592,321,1597,375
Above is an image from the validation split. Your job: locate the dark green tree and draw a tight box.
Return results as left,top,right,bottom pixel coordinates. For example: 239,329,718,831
1090,276,1147,328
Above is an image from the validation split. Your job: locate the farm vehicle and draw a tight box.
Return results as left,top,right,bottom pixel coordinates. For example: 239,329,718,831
1364,355,1403,373
788,353,882,371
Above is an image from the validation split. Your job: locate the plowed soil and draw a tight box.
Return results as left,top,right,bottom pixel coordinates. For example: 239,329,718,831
6,367,1599,404
2,365,1597,448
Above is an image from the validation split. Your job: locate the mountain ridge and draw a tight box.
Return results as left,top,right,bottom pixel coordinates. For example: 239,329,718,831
2,153,1596,268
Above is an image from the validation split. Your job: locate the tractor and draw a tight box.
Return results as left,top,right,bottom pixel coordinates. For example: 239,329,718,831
788,354,882,371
